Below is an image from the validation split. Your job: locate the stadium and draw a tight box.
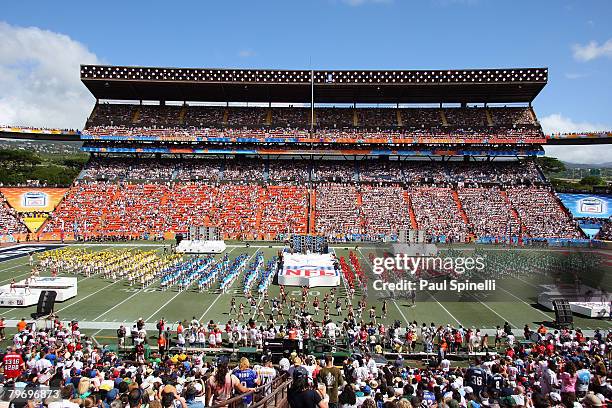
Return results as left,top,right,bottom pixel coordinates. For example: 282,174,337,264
0,4,612,407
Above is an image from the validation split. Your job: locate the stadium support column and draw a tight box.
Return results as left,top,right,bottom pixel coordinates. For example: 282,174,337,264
311,70,314,132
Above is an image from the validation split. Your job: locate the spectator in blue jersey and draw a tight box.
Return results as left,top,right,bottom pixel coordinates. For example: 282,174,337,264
465,358,488,396
233,357,260,408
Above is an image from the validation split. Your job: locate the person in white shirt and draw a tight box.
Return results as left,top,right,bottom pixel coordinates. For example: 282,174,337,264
541,360,560,395
48,384,80,408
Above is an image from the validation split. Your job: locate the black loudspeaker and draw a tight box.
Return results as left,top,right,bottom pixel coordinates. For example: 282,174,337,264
175,233,183,245
553,299,573,327
31,291,57,319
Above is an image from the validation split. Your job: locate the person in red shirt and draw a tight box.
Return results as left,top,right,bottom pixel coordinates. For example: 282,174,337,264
2,347,24,379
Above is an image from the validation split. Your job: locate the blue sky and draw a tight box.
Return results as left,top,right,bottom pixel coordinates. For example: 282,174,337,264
0,0,611,162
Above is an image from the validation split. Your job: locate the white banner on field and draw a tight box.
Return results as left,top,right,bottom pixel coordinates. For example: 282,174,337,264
278,253,339,287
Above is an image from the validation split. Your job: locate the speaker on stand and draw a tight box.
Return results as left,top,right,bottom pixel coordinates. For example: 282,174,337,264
552,299,573,328
31,291,57,319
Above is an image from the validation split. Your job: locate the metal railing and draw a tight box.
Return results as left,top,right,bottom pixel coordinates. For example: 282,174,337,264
211,374,292,408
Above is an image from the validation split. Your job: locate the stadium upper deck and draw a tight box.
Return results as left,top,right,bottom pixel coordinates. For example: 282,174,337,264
80,65,548,149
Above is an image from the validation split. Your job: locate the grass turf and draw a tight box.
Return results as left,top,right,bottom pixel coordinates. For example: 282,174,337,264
0,242,610,342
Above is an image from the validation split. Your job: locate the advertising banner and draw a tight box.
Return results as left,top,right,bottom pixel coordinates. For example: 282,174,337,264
557,193,611,219
0,188,68,213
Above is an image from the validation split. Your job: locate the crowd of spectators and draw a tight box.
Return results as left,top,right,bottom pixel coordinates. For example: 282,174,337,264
597,219,612,240
360,185,411,235
313,161,355,182
268,160,310,182
88,104,136,127
315,184,362,237
357,108,398,128
2,294,609,408
458,187,522,238
226,107,268,128
259,185,309,237
29,157,589,242
315,108,355,129
448,161,542,185
507,187,582,239
222,159,265,181
0,198,28,235
409,187,469,242
82,159,175,181
84,105,543,142
444,107,488,127
1,298,610,408
182,106,225,127
42,181,310,240
174,160,222,181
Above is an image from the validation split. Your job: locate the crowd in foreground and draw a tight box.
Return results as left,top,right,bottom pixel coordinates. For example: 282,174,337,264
0,313,610,408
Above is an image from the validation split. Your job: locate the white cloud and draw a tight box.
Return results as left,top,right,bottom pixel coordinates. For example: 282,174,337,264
541,113,612,164
564,72,587,80
540,113,608,134
544,145,612,165
238,49,256,58
340,0,392,6
0,22,101,129
571,38,612,62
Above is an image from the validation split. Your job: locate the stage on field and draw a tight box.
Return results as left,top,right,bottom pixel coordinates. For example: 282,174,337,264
175,240,226,254
537,284,610,318
0,277,77,307
278,253,339,287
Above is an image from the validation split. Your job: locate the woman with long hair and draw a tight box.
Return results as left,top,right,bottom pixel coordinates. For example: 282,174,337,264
205,356,252,406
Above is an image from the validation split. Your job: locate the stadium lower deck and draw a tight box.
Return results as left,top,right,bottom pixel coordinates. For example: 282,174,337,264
0,241,610,346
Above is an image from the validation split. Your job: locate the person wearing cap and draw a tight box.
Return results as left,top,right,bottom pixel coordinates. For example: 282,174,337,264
582,392,604,407
257,356,277,393
289,366,328,408
184,383,205,408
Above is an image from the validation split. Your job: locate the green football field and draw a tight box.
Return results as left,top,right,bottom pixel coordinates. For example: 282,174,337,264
0,241,610,345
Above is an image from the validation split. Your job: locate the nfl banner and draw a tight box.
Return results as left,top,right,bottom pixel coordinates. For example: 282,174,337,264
278,253,340,287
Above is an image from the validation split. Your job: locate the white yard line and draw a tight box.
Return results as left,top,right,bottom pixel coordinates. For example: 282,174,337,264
426,291,463,327
355,247,410,325
92,279,160,321
0,262,31,280
145,289,185,322
495,285,552,319
199,248,249,322
513,275,539,289
55,278,124,314
467,292,518,329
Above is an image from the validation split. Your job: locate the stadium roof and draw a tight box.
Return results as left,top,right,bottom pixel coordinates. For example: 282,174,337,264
81,65,548,104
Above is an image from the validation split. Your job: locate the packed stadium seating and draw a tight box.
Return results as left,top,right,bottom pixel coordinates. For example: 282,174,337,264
83,104,544,142
360,184,412,235
37,157,584,242
0,197,28,235
598,219,612,240
507,186,581,239
408,187,469,242
458,187,521,238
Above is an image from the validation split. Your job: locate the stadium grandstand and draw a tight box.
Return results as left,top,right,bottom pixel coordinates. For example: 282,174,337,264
7,65,578,244
0,65,611,408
